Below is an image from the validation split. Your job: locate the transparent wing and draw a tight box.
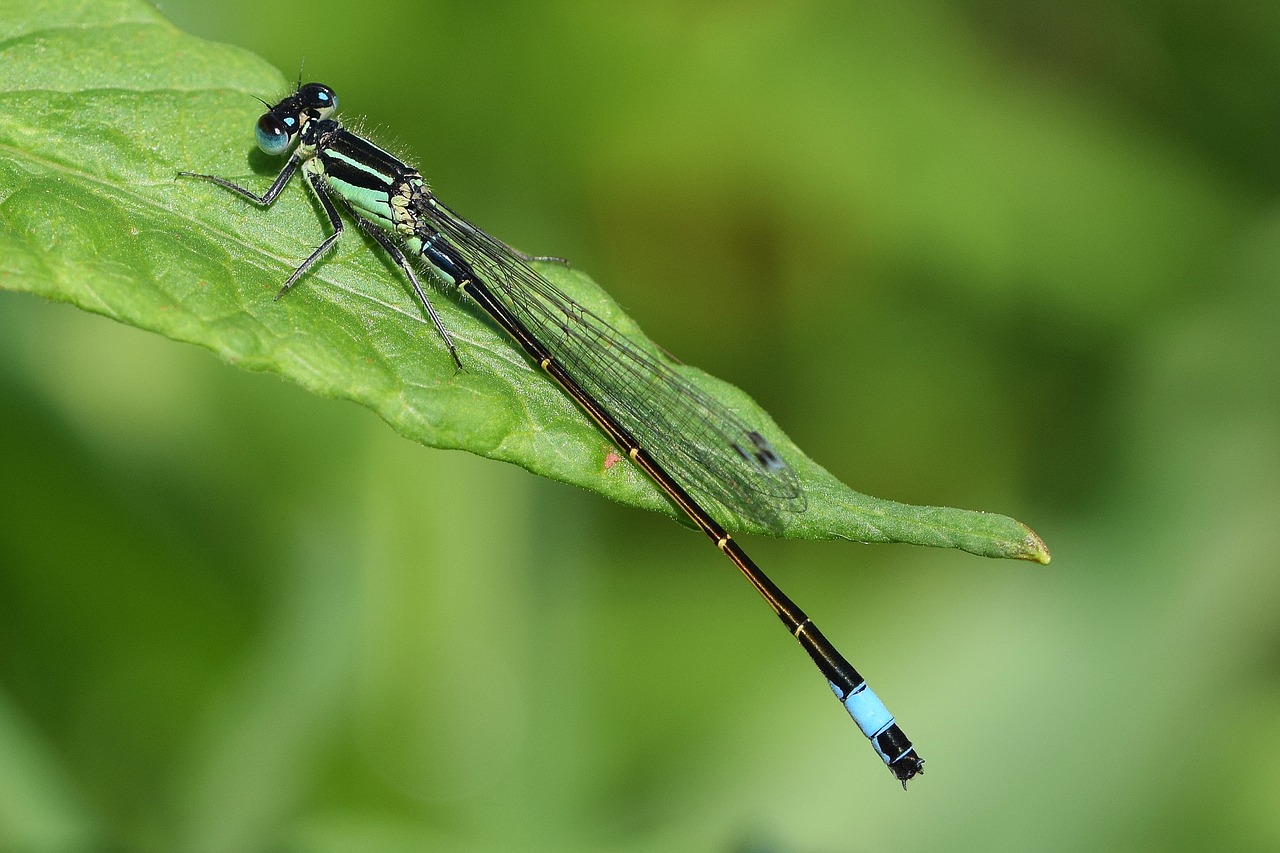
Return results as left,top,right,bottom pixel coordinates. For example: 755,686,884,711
425,198,805,531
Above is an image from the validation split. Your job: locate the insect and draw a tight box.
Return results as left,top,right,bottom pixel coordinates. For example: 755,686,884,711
181,81,923,786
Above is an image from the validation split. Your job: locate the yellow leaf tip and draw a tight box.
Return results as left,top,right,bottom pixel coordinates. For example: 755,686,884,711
1022,526,1051,564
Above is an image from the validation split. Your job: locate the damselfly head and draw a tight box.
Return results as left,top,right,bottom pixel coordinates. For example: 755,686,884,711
254,82,338,156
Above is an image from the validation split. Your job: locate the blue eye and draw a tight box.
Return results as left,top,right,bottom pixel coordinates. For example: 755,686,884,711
300,82,338,114
255,114,292,155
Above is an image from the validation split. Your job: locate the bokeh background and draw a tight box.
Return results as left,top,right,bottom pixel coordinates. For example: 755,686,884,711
2,1,1279,850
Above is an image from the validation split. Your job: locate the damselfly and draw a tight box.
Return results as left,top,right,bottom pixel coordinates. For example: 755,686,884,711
181,82,924,786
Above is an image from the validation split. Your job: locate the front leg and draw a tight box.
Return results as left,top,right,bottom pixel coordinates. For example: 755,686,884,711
180,158,344,297
178,154,302,207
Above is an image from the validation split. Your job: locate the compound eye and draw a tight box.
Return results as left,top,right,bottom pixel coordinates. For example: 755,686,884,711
255,113,293,155
299,82,337,115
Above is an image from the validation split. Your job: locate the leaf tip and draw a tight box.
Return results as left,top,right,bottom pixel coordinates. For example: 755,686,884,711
1019,525,1052,565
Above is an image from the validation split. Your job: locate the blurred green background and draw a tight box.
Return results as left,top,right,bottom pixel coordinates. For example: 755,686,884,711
2,1,1279,850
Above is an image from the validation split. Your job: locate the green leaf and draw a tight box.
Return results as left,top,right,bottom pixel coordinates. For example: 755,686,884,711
0,0,1048,563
